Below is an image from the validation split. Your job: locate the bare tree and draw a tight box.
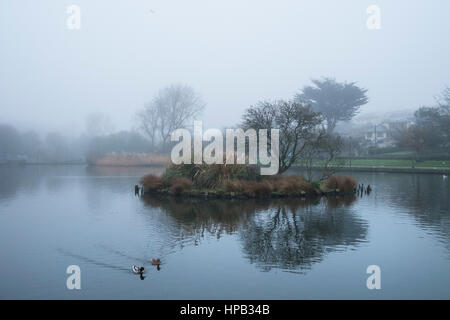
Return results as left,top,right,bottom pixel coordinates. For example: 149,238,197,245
136,105,159,149
241,100,324,174
436,85,450,111
300,132,343,182
137,84,205,151
394,125,426,168
436,86,450,149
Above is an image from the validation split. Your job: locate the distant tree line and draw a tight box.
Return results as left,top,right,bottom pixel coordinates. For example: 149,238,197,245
0,125,80,163
0,124,154,164
392,86,450,161
86,131,152,159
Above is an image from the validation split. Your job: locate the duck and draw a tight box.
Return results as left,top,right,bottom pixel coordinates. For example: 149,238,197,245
151,259,161,265
132,265,145,274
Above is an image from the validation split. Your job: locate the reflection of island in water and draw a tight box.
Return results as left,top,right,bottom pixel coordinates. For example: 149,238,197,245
141,195,368,273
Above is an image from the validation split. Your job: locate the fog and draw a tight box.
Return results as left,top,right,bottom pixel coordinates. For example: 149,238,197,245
1,0,450,135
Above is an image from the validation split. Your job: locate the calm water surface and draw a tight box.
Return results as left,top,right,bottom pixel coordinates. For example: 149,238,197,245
0,165,449,299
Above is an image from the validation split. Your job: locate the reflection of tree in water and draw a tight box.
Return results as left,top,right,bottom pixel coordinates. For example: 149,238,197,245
239,196,368,272
0,167,37,200
141,195,368,272
141,197,258,244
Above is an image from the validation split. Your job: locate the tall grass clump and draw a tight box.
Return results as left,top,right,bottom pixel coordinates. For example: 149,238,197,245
140,174,168,192
324,176,357,193
169,178,193,196
274,175,316,196
164,161,260,189
233,180,274,198
224,175,315,197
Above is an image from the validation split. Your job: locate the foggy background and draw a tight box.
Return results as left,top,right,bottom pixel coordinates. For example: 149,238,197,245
1,0,449,133
1,0,449,164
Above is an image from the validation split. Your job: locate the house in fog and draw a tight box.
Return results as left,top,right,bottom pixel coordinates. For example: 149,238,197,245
364,124,389,146
363,120,414,147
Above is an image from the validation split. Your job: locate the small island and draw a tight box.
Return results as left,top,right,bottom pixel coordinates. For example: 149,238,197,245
139,163,359,199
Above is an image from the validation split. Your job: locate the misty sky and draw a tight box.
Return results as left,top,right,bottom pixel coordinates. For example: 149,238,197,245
1,0,449,136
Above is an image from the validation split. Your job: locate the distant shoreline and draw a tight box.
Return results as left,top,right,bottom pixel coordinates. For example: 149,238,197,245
1,162,449,175
292,165,450,175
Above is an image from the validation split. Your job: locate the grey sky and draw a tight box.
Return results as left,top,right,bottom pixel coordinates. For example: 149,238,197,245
1,0,449,135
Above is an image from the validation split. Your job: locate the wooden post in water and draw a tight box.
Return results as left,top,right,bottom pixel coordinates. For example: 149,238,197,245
134,184,140,196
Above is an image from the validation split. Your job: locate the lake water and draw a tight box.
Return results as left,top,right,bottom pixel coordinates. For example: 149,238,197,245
0,165,449,299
